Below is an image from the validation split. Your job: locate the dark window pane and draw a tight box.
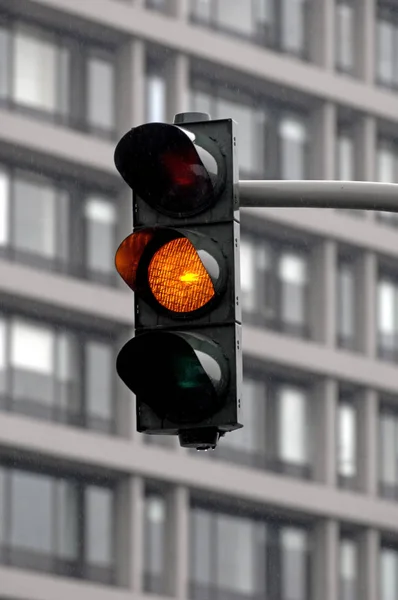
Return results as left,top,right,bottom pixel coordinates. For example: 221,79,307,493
379,412,397,492
281,0,306,55
190,508,212,586
0,26,9,100
281,527,308,600
216,513,257,594
337,262,355,347
217,0,254,36
85,197,116,275
87,56,115,131
13,176,56,258
85,340,113,426
144,494,166,591
336,3,354,72
85,486,113,567
55,479,79,560
11,471,53,553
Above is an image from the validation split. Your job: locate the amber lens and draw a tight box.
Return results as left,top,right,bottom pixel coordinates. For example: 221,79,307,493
148,238,215,313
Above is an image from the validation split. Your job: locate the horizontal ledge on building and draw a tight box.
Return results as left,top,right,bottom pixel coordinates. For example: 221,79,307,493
30,0,398,122
0,413,397,532
0,108,116,178
0,565,163,600
243,326,398,393
0,258,134,327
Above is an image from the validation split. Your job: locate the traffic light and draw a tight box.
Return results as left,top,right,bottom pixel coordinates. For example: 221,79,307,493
114,112,242,450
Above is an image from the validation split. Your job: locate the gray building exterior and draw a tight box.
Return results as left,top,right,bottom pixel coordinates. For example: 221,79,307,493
1,1,398,600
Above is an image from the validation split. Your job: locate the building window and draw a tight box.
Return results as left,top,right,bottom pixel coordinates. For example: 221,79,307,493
381,546,398,600
340,537,358,600
146,61,167,123
335,2,355,73
215,374,311,478
378,275,398,362
337,259,356,350
144,492,166,594
337,393,358,488
379,405,398,500
87,53,115,135
84,196,117,283
376,142,398,226
276,383,310,476
0,18,116,137
217,376,267,467
279,116,307,180
190,505,311,600
0,464,115,584
190,0,308,59
240,233,310,337
0,164,117,285
0,313,115,433
377,5,398,89
337,133,355,181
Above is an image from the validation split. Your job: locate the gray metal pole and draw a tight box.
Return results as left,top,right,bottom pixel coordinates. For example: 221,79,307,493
239,180,398,212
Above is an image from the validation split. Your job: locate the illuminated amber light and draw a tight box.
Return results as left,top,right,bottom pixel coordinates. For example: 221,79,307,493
148,238,215,313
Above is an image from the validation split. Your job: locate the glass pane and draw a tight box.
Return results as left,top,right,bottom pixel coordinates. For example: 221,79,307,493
192,0,211,21
0,168,9,245
338,264,355,339
14,28,56,110
190,508,212,585
216,513,256,593
13,176,56,257
11,470,53,553
338,403,357,477
381,548,397,600
85,486,113,566
278,385,307,464
377,147,395,183
377,20,394,84
281,0,305,54
146,74,166,122
217,0,254,36
279,117,307,179
217,98,259,175
380,414,397,486
0,467,4,544
279,253,307,284
340,538,356,579
56,479,79,559
378,280,395,335
85,341,112,420
0,26,9,99
281,527,308,600
336,4,354,70
240,238,256,312
338,136,355,180
87,56,115,131
85,196,116,273
223,377,266,452
0,317,7,395
145,495,166,576
11,320,53,374
280,253,307,326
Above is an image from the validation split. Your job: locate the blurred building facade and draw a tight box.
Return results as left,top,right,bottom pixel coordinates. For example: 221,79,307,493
1,1,398,600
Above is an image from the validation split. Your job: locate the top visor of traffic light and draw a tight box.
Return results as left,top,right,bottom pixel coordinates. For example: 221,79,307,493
114,122,226,219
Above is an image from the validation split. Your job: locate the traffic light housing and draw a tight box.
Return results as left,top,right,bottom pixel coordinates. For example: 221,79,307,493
114,112,242,450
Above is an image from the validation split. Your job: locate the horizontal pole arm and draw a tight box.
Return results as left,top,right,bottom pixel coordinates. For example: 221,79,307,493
239,180,398,212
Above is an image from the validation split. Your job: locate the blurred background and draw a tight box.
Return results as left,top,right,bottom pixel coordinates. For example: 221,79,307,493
0,0,398,599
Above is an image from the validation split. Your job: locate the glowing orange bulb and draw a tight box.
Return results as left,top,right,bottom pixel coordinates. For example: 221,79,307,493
148,238,215,313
